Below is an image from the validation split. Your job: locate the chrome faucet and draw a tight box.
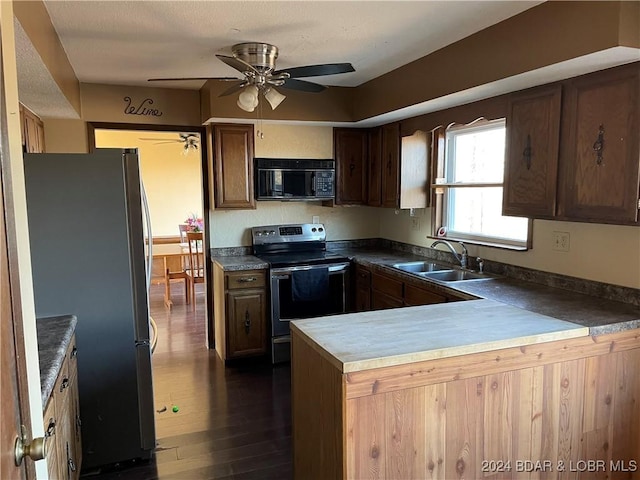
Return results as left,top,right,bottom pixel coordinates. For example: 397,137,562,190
430,240,468,269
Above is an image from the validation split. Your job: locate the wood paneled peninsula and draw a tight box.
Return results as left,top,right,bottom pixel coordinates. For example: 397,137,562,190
291,299,640,480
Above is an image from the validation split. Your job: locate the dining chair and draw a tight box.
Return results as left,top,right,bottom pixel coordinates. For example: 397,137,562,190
178,223,189,246
185,231,205,308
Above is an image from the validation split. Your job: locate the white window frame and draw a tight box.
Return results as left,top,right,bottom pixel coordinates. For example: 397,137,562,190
434,118,531,250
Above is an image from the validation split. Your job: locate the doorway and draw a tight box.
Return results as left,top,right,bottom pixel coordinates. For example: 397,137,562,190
88,123,210,350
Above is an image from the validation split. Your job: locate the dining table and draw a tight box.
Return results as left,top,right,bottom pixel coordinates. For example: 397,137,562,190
151,243,190,309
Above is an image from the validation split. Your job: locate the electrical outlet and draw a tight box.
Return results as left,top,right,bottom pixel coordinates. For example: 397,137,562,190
552,231,570,252
312,216,319,224
411,218,420,231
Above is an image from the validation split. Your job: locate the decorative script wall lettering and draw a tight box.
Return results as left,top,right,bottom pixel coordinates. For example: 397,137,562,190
123,96,163,117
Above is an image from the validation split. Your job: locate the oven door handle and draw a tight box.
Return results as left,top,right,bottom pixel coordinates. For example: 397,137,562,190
271,262,350,276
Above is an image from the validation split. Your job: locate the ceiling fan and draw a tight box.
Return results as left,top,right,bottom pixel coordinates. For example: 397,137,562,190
138,133,199,152
148,42,355,112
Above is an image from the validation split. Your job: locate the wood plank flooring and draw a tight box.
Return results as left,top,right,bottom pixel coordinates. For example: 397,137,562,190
82,283,292,480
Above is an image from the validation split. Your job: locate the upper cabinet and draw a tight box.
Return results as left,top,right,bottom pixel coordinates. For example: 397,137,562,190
380,123,400,207
503,83,562,218
503,63,640,225
367,123,429,209
558,64,639,224
20,104,46,153
211,124,256,210
334,128,368,205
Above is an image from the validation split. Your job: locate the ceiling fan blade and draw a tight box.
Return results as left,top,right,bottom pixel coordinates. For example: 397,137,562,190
215,54,259,75
148,76,240,82
139,137,176,141
274,63,355,79
280,78,326,93
219,81,249,97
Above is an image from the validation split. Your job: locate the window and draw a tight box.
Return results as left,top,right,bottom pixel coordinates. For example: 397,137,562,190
436,119,530,248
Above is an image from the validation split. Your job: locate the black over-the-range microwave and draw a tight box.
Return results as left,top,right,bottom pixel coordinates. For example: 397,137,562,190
254,158,335,201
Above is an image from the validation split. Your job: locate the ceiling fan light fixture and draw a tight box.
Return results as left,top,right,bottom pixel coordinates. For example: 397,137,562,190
237,85,259,112
264,87,286,110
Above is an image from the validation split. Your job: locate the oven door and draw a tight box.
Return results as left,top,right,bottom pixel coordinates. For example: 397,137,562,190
270,262,350,362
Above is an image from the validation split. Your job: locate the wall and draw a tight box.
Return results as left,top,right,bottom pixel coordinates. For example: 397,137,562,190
94,129,203,237
42,118,88,153
379,209,640,289
209,123,380,247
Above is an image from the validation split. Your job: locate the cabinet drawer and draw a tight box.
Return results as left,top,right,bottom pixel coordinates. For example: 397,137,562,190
371,272,403,298
43,398,61,480
226,270,266,290
372,291,404,310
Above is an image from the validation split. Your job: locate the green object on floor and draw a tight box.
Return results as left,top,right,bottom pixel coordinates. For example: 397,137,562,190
172,405,179,413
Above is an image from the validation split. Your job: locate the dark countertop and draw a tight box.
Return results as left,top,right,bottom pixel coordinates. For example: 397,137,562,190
37,315,77,407
332,246,640,335
210,245,639,335
212,255,269,271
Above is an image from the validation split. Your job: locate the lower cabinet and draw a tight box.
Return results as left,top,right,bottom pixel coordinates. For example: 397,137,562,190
44,336,81,480
357,265,466,311
214,265,268,361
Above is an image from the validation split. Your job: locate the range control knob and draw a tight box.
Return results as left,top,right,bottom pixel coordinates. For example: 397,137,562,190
318,227,324,232
269,230,276,235
256,232,263,236
311,227,317,232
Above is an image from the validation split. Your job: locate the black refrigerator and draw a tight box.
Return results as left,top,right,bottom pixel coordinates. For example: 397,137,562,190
24,149,155,470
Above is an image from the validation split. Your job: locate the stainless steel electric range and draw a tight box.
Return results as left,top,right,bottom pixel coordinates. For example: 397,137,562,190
251,223,351,363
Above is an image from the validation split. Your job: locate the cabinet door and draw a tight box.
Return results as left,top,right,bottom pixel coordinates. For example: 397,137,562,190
371,291,403,310
43,399,62,480
381,123,400,208
559,65,640,224
227,289,267,358
367,127,383,206
213,124,256,209
404,284,447,306
334,128,368,205
503,83,562,218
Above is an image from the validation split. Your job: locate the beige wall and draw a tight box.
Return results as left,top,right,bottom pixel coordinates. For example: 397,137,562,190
42,118,88,153
209,123,380,247
378,209,640,289
95,129,203,237
81,83,201,126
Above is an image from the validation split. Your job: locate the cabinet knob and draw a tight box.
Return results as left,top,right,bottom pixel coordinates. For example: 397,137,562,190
60,377,70,392
14,425,48,465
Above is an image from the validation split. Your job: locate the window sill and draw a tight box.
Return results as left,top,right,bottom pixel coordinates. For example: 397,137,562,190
426,235,529,251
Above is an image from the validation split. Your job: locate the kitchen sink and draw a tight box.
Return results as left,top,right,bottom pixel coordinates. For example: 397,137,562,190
392,261,451,273
419,269,491,282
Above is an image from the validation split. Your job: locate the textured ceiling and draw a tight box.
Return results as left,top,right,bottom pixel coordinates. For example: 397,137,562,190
42,0,543,90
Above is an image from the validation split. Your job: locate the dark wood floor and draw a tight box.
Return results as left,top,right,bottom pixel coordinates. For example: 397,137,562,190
82,282,292,480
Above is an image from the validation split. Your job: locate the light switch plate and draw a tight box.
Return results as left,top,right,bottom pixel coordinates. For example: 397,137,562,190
552,231,570,252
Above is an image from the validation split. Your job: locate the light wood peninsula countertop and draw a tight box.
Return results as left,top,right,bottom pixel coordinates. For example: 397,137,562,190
290,298,589,373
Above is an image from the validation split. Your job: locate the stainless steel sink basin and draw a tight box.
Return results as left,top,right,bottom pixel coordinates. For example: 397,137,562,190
419,269,491,282
392,261,451,273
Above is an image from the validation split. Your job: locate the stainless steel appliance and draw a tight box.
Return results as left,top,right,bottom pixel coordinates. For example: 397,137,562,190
24,149,155,470
252,224,350,363
255,158,335,200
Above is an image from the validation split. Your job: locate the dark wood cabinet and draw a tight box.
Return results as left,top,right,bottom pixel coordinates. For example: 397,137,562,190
367,128,383,206
212,124,256,209
214,266,268,361
503,83,562,218
381,123,400,207
368,124,428,209
227,289,267,358
334,128,368,205
558,64,640,224
403,283,447,306
354,265,372,312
